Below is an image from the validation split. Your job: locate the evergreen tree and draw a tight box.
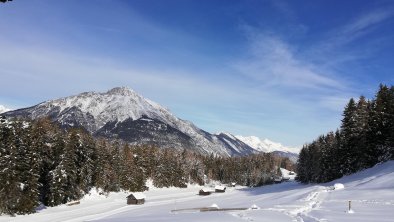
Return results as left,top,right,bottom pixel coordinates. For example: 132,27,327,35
92,139,108,191
389,86,394,159
354,96,370,170
30,118,55,206
62,130,81,202
14,122,41,214
339,98,359,174
77,131,95,194
0,120,20,215
119,144,145,191
366,84,393,165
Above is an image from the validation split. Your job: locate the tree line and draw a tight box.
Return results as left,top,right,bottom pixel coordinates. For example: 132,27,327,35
296,84,394,183
0,117,293,215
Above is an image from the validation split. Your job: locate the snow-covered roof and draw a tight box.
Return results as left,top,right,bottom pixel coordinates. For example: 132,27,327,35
334,183,344,190
128,192,146,200
215,185,226,190
200,188,213,193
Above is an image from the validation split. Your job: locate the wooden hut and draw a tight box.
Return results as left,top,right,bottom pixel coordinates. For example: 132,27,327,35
215,185,226,193
273,176,282,183
127,192,146,205
199,188,213,196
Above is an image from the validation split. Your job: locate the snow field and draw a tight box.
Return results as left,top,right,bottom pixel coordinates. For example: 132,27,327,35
1,161,393,222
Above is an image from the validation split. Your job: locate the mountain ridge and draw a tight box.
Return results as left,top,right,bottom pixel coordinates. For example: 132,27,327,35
235,135,300,154
3,87,298,158
4,87,255,156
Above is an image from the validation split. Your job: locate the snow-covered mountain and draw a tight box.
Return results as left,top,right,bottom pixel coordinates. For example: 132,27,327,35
3,87,256,156
236,135,299,153
0,105,10,114
236,135,299,162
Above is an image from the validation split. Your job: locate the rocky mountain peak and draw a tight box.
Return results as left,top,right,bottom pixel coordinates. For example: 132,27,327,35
106,86,136,96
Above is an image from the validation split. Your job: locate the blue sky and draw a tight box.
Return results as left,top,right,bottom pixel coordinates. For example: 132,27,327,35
0,0,393,147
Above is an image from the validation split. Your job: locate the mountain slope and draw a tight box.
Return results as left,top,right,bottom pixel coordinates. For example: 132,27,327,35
3,87,256,156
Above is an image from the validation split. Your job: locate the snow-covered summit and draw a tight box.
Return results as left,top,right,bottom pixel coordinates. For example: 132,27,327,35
0,105,10,114
30,86,174,133
236,135,300,154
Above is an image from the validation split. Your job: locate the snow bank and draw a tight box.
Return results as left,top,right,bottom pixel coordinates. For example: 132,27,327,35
333,183,344,190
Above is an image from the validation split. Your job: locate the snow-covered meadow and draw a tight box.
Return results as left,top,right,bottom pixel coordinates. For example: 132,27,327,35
1,161,393,222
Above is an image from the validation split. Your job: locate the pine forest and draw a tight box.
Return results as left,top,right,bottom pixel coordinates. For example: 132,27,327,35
0,118,293,215
296,84,394,183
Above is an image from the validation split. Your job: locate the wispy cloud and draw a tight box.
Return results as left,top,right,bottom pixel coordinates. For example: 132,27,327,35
1,2,392,147
235,30,343,90
309,9,394,64
341,9,393,37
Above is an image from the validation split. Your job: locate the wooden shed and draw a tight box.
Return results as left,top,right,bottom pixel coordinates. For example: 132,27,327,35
273,176,282,183
199,188,213,196
215,185,226,193
127,192,146,205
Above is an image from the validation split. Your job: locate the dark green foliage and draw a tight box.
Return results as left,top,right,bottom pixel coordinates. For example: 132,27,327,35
0,120,22,216
0,120,41,215
297,84,394,184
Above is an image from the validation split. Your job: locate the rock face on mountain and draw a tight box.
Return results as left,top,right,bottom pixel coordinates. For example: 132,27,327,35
3,87,257,156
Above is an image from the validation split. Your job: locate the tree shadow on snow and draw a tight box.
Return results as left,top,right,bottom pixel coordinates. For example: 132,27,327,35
238,181,315,196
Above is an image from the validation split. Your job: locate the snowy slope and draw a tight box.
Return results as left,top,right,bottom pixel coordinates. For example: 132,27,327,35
3,87,256,156
2,161,393,222
0,105,10,114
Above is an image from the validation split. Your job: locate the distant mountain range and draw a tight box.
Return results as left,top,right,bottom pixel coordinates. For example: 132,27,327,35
235,135,300,153
3,87,299,159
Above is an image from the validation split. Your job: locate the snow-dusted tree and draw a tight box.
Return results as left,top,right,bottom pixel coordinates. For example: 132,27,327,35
122,144,146,191
93,139,118,192
0,120,21,215
61,129,81,201
186,153,205,185
29,118,57,205
47,160,68,206
14,122,41,214
0,120,41,214
77,131,96,194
